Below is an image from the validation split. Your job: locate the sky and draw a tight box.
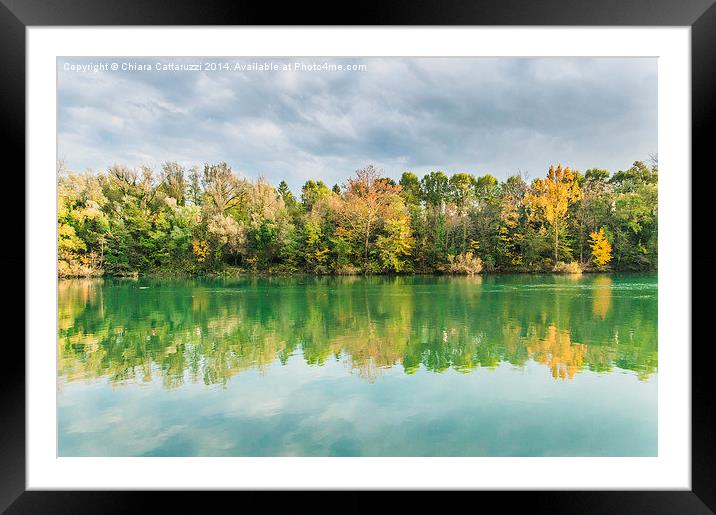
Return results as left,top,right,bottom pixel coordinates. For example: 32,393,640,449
58,57,657,192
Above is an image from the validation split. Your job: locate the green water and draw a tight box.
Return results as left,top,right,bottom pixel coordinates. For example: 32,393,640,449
58,274,657,456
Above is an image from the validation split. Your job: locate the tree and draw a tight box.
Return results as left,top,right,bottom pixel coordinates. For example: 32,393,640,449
448,173,477,212
589,227,612,269
58,172,108,276
610,160,657,192
475,174,499,202
420,171,449,210
447,173,477,252
207,213,246,264
609,161,658,270
159,161,187,205
340,165,404,270
573,169,613,263
374,216,414,272
301,211,330,273
585,168,609,184
166,203,202,270
277,180,296,207
301,180,331,211
467,174,501,267
497,174,528,268
244,179,289,268
187,166,203,206
399,172,421,207
201,162,248,215
525,165,583,263
418,171,451,265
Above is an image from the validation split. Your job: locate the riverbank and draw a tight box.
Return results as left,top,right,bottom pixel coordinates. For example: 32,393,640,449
58,263,656,279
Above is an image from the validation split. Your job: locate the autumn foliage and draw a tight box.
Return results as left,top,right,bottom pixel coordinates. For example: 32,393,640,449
525,164,583,262
57,159,657,277
589,227,613,269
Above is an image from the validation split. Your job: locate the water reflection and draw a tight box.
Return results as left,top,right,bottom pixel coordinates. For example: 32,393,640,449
58,275,657,387
592,275,613,319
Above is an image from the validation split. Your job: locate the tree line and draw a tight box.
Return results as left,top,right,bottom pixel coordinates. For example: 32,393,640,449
57,159,657,277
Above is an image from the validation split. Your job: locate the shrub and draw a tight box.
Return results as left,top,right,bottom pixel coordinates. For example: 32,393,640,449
58,258,103,278
442,252,484,275
334,264,361,275
552,261,583,274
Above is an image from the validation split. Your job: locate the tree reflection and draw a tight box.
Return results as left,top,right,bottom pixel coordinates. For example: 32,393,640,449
58,275,658,386
592,275,613,319
525,325,587,380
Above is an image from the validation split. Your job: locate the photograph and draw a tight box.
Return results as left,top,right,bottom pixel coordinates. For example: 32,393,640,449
56,56,658,457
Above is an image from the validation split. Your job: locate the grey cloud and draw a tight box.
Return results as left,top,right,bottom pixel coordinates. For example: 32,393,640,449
58,57,656,192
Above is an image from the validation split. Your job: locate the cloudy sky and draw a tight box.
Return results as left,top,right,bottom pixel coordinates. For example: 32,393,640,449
58,57,656,192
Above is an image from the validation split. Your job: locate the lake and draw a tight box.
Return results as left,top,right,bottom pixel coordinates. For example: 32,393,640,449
57,274,657,456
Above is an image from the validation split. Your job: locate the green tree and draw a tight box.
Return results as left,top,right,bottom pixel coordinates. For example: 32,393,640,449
159,161,187,205
399,172,422,207
420,171,449,209
301,180,331,211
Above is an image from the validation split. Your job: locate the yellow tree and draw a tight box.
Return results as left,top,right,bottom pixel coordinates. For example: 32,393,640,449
525,164,582,262
374,215,415,272
589,227,613,269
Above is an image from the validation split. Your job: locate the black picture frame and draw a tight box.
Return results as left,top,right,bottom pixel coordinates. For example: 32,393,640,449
2,0,712,512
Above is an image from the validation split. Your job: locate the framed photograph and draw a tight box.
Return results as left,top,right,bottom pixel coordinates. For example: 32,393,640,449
4,0,712,511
